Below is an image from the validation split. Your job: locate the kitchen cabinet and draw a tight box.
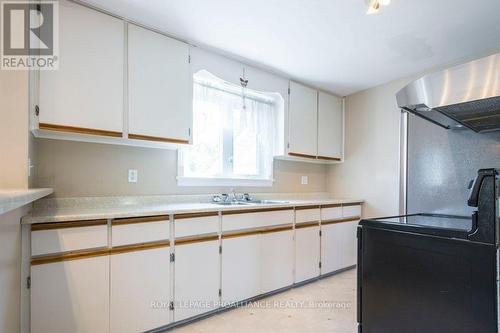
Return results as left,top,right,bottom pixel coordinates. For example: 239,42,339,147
110,246,171,333
28,202,363,332
288,81,318,157
261,230,294,293
318,91,343,160
174,239,220,321
221,234,261,303
295,225,321,283
38,0,124,136
320,207,360,275
31,256,110,333
287,82,344,162
128,24,191,144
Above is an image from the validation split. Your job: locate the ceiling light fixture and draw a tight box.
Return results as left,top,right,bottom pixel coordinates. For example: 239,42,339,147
366,0,391,15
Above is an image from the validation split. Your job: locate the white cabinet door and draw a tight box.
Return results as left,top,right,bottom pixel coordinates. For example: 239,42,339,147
321,221,359,275
31,256,110,333
39,0,124,134
288,81,318,157
110,247,171,333
295,226,321,283
321,223,344,274
174,240,220,321
343,221,359,267
221,235,261,303
260,230,294,293
318,91,343,160
128,24,191,143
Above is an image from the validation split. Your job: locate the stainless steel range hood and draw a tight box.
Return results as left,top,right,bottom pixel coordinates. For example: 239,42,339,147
396,53,500,132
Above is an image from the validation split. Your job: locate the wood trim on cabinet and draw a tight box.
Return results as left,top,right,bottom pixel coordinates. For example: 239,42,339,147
112,215,169,225
317,155,342,161
31,219,108,231
31,247,110,265
222,207,293,216
38,123,122,138
320,203,342,208
175,234,219,246
174,212,219,220
295,205,321,210
295,221,320,229
222,224,294,239
109,240,170,255
128,133,189,144
321,217,361,226
342,202,363,207
31,240,171,265
288,152,317,159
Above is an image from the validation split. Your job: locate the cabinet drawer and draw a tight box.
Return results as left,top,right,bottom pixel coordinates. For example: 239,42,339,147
321,206,342,221
174,213,219,238
222,209,294,232
295,208,320,224
31,220,108,256
342,205,362,218
112,216,170,247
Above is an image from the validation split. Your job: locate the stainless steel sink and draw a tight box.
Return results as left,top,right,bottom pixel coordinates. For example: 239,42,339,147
213,200,290,206
247,200,290,204
213,201,251,206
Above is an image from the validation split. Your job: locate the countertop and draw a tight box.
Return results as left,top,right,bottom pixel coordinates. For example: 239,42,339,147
0,188,53,215
22,195,363,224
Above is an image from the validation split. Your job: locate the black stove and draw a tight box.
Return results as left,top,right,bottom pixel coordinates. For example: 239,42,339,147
357,169,500,333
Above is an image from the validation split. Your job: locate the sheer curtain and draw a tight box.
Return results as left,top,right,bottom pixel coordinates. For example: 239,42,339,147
183,70,278,180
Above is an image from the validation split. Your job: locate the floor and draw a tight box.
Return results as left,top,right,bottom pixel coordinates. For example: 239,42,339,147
171,269,357,333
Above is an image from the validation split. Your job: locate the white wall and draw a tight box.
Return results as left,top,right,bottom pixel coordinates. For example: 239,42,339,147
0,66,33,333
327,77,413,218
0,70,29,189
35,139,328,197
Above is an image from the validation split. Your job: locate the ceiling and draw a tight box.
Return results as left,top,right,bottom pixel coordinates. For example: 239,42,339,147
81,0,500,96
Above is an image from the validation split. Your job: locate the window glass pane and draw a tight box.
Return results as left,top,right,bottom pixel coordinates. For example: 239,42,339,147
233,107,258,176
184,96,222,177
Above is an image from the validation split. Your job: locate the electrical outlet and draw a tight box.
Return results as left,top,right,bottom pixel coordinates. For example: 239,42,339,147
301,175,308,185
128,169,138,183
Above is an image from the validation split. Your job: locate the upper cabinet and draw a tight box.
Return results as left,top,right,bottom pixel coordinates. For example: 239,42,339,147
128,25,191,144
318,92,343,160
33,0,344,158
288,81,318,157
38,0,124,135
286,82,344,163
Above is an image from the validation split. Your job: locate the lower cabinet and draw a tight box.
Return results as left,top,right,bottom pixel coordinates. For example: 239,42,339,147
295,225,321,283
110,246,171,333
221,229,294,303
221,234,261,304
260,230,294,293
30,204,362,332
31,256,110,333
174,239,220,321
320,220,359,275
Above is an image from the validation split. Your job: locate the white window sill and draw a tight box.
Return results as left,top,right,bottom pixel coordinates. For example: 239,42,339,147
177,176,275,187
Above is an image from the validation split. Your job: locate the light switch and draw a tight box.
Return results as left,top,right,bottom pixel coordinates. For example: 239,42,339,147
128,169,138,183
301,176,308,185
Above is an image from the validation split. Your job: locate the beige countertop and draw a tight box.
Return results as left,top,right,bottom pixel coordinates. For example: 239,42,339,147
0,188,53,215
22,194,363,224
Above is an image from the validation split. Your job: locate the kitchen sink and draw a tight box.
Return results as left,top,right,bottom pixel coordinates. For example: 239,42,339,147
214,200,289,206
247,200,290,204
213,201,251,206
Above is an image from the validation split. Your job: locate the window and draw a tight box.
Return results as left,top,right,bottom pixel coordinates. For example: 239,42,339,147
178,70,282,186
